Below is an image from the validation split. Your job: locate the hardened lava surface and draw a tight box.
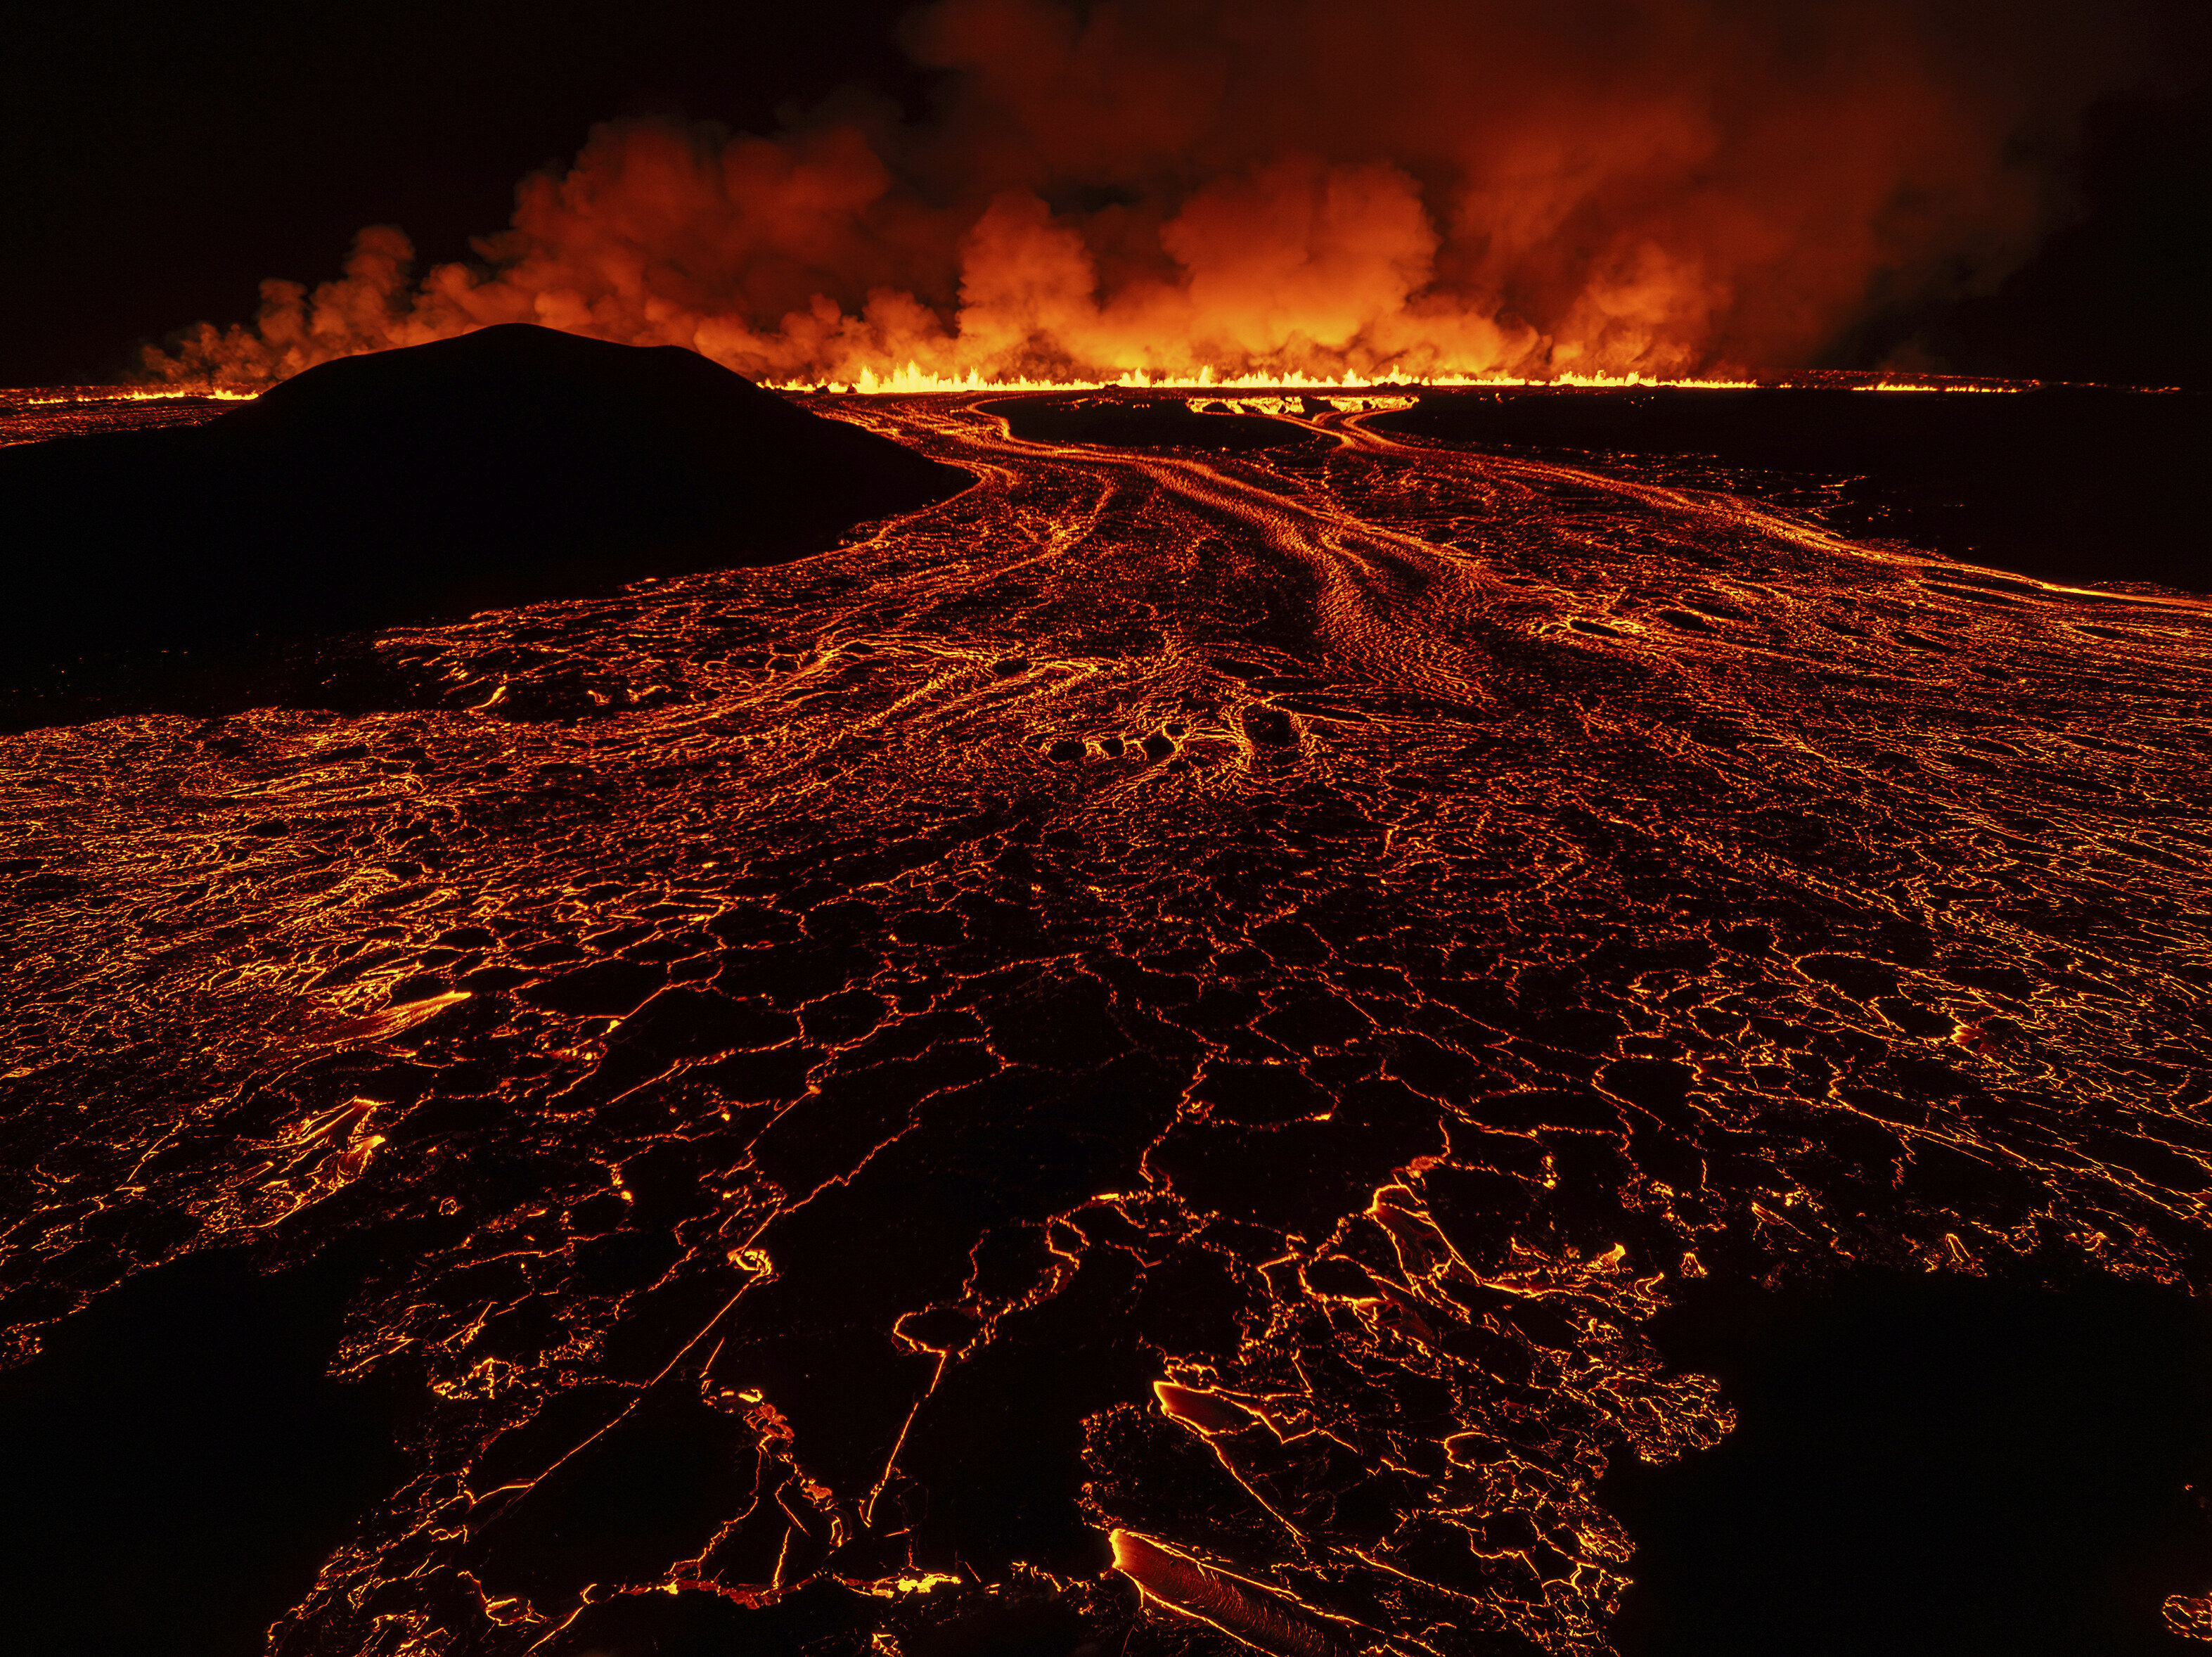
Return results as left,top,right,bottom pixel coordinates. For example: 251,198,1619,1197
4,389,2212,1656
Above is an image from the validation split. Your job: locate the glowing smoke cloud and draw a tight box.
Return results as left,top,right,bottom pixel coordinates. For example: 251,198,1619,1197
146,0,2179,388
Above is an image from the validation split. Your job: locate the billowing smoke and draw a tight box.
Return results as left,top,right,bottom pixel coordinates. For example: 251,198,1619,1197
145,0,2177,387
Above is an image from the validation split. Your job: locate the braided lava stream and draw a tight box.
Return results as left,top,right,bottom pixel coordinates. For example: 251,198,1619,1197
4,390,2211,1656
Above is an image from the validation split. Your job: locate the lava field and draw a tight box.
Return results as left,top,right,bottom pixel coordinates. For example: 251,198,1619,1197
3,380,2210,1657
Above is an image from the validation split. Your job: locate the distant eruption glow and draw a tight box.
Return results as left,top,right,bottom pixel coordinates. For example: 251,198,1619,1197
141,0,2169,392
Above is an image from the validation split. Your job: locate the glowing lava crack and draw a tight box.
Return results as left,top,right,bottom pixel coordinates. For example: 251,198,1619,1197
1,386,2210,1656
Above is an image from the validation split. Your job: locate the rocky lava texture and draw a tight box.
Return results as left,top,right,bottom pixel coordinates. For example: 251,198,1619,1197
1,376,2209,1657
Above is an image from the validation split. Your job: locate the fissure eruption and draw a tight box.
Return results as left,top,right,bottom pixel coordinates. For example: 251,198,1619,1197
143,0,2175,389
3,4,2207,1654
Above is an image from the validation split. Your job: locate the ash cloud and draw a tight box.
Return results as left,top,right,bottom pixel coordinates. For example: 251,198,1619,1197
147,0,2184,386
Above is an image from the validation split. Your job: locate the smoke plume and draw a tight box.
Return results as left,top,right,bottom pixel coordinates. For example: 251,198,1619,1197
145,0,2177,386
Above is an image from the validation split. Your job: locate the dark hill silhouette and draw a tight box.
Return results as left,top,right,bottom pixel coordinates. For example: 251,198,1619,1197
1,325,968,689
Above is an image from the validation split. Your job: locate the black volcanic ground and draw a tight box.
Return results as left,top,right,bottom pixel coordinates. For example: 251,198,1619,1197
0,326,967,728
2,357,2211,1657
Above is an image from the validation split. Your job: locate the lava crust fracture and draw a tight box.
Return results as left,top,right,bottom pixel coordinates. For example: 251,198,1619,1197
1,387,2209,1656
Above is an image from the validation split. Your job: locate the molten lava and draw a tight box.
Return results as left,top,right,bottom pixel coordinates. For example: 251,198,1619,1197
1,376,2208,1655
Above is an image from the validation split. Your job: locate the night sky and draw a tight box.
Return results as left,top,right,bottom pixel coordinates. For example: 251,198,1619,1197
5,1,916,385
6,0,2207,390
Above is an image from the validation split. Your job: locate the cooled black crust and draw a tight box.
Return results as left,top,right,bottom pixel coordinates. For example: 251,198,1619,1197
2,324,970,655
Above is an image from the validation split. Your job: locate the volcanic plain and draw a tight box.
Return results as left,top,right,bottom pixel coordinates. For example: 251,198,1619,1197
2,346,2209,1657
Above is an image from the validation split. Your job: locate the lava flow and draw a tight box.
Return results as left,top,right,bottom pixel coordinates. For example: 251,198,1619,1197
2,385,2211,1656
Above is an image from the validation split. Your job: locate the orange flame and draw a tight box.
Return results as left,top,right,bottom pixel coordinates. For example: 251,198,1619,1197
139,1,2159,392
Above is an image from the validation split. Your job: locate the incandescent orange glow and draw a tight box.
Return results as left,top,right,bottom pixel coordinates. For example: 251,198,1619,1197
139,0,2161,392
23,387,257,404
4,371,2208,1654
